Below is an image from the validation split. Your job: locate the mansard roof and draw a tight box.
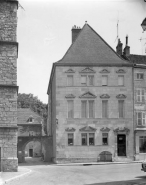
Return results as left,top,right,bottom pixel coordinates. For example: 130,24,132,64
79,126,96,132
79,91,96,98
58,24,128,64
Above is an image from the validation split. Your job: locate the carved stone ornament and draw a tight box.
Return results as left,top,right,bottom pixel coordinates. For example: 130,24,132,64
79,67,95,73
79,126,97,132
100,94,110,99
65,127,76,132
100,127,110,132
113,127,130,134
100,69,110,73
116,69,126,73
79,91,96,98
116,94,127,99
65,69,75,73
65,94,76,98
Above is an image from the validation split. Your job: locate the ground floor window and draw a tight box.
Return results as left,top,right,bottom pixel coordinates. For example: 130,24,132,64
139,136,146,153
81,133,95,146
102,133,108,145
68,133,74,146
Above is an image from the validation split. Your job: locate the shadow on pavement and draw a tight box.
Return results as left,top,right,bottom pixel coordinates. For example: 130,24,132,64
85,176,146,185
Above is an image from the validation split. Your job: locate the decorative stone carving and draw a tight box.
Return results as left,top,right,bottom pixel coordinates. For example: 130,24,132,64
79,126,97,132
79,91,96,98
79,67,95,73
113,127,130,134
65,127,76,132
65,94,76,98
100,69,110,73
116,94,127,99
116,69,126,73
65,69,75,73
100,127,110,132
100,94,110,99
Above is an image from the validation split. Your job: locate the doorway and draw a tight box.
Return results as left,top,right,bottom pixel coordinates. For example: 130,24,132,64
117,134,126,156
29,149,33,157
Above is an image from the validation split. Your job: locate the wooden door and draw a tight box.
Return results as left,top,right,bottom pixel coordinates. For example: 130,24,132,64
117,134,126,156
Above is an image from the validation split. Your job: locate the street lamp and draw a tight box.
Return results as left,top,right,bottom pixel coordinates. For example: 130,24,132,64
141,18,146,32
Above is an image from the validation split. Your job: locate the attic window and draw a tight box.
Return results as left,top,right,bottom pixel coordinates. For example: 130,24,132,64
27,116,33,123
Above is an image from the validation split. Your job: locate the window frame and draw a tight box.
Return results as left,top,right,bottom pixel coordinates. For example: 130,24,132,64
136,89,145,103
67,75,74,86
139,136,146,153
102,100,108,118
102,132,108,145
136,111,146,126
81,100,95,118
68,133,74,146
118,75,124,86
67,100,74,118
102,75,108,86
118,100,125,118
81,132,95,146
81,75,94,86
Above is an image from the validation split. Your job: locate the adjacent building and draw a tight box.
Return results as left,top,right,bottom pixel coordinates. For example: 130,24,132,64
0,0,18,171
47,23,135,163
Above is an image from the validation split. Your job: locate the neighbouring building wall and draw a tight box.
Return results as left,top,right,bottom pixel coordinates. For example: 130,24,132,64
134,68,146,161
0,0,18,172
55,66,134,163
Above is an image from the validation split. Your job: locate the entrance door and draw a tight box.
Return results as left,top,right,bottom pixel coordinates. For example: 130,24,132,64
29,149,33,157
117,134,126,156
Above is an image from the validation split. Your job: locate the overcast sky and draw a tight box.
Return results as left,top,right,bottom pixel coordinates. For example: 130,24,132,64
17,0,146,103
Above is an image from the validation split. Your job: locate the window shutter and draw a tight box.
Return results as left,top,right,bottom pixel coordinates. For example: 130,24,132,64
81,101,87,118
102,100,108,118
102,76,108,86
67,75,73,86
89,100,94,118
68,100,74,118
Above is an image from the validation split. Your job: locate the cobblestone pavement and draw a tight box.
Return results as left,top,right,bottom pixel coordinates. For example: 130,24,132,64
5,163,146,185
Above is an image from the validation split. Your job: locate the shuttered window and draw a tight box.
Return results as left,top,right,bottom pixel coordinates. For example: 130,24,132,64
118,100,124,118
68,100,74,118
102,75,108,86
102,100,108,118
118,75,124,86
67,75,73,86
81,100,94,118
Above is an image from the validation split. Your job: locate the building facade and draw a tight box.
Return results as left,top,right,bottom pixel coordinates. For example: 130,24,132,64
47,24,134,163
0,0,18,171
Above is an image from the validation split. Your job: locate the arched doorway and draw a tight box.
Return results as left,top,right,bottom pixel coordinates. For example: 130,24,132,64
99,151,112,162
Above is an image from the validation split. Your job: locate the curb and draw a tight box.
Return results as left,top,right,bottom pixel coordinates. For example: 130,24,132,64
2,168,32,184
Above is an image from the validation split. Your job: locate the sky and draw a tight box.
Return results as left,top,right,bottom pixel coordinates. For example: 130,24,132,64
17,0,146,103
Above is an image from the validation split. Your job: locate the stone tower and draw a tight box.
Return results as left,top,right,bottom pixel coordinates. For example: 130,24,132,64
0,0,18,172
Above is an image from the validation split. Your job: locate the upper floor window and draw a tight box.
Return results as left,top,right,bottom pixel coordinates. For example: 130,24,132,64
102,100,108,118
118,75,124,86
118,100,124,118
67,100,74,118
81,75,94,86
102,75,108,86
67,75,73,86
81,100,94,118
136,89,145,103
136,112,146,126
136,73,144,80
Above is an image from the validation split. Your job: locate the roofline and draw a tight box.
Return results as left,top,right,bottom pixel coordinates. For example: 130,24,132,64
47,62,134,95
134,64,146,69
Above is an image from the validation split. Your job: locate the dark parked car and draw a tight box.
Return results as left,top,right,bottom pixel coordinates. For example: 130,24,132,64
141,160,146,172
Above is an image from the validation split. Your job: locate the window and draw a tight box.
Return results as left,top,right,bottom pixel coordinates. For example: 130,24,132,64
102,75,108,86
67,75,73,86
118,75,124,86
28,117,33,123
102,133,108,145
67,100,74,118
136,89,145,103
68,133,74,146
81,100,94,118
102,100,108,118
81,75,94,86
139,136,146,153
136,112,146,126
136,73,144,80
118,100,124,118
81,133,95,146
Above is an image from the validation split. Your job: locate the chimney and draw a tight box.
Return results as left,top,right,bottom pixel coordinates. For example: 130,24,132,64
71,25,81,43
123,35,130,56
116,39,123,56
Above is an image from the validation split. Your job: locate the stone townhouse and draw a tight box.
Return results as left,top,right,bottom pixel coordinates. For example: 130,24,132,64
0,0,18,171
117,38,146,161
47,23,135,163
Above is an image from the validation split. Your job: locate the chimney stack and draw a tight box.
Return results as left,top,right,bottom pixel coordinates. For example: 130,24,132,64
116,39,123,56
123,35,130,57
71,25,81,43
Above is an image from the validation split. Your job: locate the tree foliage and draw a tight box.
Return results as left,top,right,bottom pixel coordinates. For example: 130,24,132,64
17,93,48,134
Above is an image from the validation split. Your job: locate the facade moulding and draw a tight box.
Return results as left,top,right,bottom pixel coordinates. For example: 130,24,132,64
0,126,18,129
0,41,19,58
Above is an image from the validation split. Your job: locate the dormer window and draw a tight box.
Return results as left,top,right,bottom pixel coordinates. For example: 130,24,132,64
27,116,33,123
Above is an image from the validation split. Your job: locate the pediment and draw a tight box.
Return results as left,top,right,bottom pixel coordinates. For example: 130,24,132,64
100,69,110,73
65,94,76,98
116,94,126,99
79,126,96,132
79,91,96,98
80,67,95,73
100,127,110,132
65,127,76,132
113,127,130,134
116,69,125,73
100,94,110,99
65,69,75,73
